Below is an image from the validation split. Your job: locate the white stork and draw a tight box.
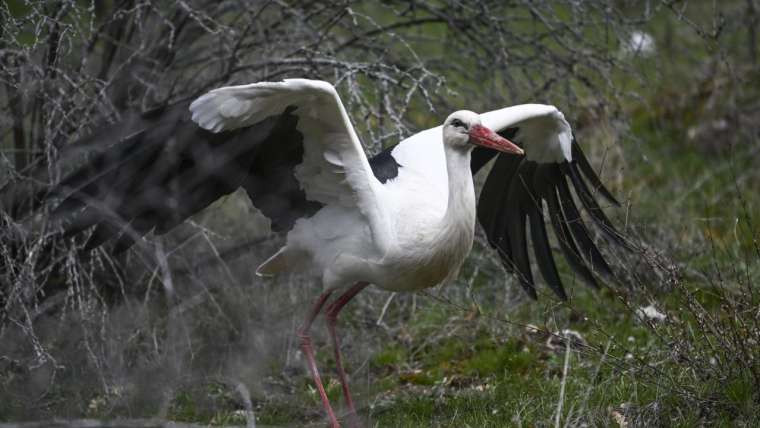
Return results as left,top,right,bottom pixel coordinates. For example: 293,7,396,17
21,79,626,427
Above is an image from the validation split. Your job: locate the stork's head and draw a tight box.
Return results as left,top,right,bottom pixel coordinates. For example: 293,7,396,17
443,110,523,155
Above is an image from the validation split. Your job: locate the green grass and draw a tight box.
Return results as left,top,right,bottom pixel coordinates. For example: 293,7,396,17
3,2,759,427
149,274,757,427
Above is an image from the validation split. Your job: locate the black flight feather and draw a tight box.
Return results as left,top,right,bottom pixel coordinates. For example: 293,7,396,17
473,133,624,300
555,170,614,277
571,139,619,206
506,161,538,299
563,163,630,249
30,102,320,253
476,153,523,273
526,187,567,301
541,166,599,289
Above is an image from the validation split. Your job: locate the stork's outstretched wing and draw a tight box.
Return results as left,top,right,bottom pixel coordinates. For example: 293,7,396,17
190,79,392,251
9,79,391,253
473,104,628,300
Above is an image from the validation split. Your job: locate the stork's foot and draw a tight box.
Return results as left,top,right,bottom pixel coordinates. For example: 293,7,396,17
298,290,339,428
325,282,369,428
298,331,339,428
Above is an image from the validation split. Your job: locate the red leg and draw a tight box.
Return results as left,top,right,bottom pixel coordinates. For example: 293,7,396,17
325,282,369,427
297,289,339,428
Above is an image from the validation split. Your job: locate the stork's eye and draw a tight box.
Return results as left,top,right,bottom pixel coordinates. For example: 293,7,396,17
451,118,466,129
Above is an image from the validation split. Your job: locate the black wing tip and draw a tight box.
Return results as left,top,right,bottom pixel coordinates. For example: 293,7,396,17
527,205,568,302
477,137,628,303
571,139,621,207
520,280,538,300
545,277,569,301
516,271,569,301
519,277,567,302
601,224,635,252
563,163,631,253
570,161,622,208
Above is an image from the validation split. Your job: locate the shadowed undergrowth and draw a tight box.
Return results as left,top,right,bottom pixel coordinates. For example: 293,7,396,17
2,1,760,427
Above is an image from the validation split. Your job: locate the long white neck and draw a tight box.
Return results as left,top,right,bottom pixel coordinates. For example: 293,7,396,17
422,143,476,285
442,145,476,227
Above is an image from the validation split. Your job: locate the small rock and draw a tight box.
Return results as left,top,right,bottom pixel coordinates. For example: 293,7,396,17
635,304,667,322
610,408,629,427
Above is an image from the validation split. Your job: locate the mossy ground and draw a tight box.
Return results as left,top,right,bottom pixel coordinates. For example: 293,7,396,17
158,276,758,426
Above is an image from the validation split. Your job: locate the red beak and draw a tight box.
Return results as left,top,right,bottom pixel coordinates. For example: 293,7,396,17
469,124,524,155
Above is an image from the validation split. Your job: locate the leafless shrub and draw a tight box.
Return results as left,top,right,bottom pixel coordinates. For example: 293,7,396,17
3,0,759,426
